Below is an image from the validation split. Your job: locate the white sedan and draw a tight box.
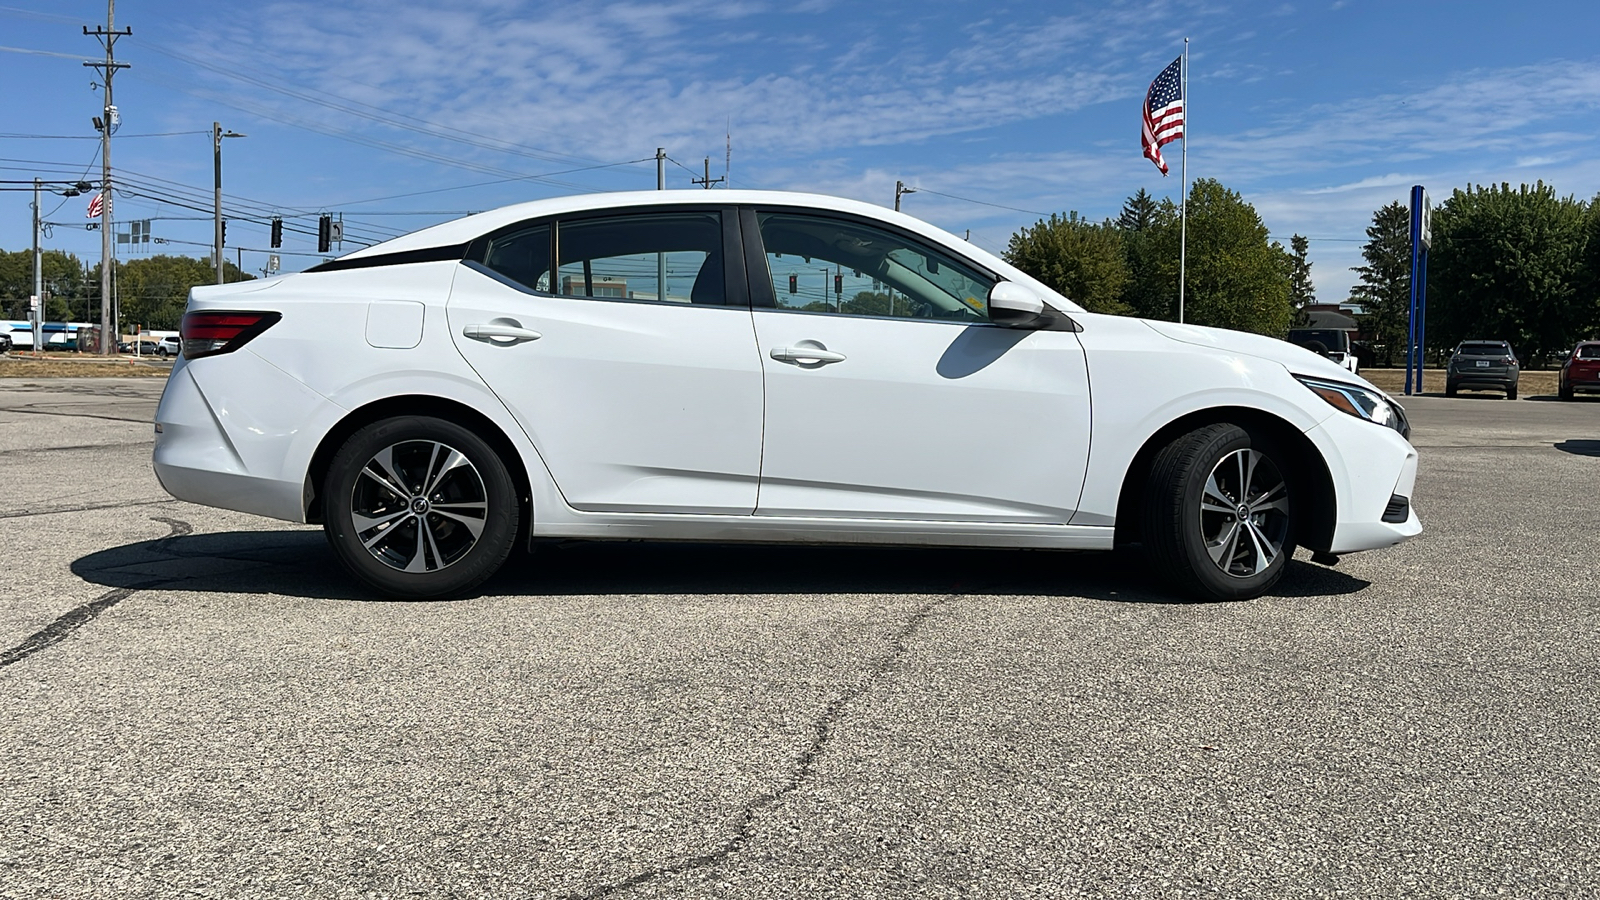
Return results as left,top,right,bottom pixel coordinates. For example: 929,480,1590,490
153,191,1420,601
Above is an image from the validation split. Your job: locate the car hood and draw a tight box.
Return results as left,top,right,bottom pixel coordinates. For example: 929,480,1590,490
1142,319,1385,392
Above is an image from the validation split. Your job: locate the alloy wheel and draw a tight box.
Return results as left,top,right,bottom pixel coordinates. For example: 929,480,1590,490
349,440,488,573
1198,448,1290,578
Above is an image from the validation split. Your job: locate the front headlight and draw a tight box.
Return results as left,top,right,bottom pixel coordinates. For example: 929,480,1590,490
1296,376,1410,439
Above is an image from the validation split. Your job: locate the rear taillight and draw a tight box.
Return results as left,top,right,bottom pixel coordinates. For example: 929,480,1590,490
180,310,281,360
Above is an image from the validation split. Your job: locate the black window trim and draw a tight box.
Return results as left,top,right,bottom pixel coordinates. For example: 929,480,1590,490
462,203,750,309
306,241,471,273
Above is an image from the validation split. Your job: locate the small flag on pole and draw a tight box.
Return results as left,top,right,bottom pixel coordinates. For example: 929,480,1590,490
86,191,106,218
1142,56,1185,175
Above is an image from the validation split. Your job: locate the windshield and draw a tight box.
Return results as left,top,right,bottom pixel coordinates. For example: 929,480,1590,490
1458,342,1508,357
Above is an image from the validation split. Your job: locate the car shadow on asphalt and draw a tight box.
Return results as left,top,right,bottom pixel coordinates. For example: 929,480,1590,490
71,525,1372,606
1554,439,1600,457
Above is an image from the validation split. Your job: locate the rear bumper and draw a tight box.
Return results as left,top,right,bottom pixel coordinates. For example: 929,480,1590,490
1448,370,1516,389
153,353,343,523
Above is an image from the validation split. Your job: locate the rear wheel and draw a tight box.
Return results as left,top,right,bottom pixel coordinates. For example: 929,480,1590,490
1142,424,1295,601
1506,383,1518,400
324,416,519,599
1445,381,1458,397
1560,381,1574,401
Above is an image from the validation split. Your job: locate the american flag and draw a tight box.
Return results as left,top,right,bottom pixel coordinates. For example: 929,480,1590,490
1142,56,1185,175
86,191,106,219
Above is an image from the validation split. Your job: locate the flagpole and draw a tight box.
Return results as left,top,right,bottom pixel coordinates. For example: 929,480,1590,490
1178,37,1189,325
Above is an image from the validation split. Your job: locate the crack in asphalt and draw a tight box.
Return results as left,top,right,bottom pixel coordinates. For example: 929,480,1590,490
0,440,154,457
0,498,176,520
563,594,956,900
0,517,190,669
0,407,153,423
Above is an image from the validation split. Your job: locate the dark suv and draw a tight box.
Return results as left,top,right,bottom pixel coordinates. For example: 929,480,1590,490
1446,340,1520,399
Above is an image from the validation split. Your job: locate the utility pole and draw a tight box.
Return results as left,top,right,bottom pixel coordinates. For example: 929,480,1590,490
692,157,724,189
31,179,43,355
213,122,244,283
895,180,916,212
84,0,129,355
655,148,666,300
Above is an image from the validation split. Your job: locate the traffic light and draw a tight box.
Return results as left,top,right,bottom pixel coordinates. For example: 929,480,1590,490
834,273,843,296
270,217,283,248
787,273,797,294
317,215,331,253
220,219,226,245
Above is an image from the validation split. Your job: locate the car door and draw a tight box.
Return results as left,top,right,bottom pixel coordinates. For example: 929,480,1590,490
447,205,765,515
745,208,1091,523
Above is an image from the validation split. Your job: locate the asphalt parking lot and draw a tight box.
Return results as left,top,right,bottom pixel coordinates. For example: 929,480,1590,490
2,377,1596,899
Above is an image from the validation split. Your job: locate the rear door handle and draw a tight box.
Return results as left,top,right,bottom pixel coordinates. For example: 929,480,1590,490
769,343,846,365
463,321,542,345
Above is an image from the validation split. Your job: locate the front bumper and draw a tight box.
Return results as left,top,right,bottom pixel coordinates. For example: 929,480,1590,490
1303,410,1422,554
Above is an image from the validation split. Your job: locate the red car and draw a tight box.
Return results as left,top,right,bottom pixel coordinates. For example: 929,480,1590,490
1559,341,1600,400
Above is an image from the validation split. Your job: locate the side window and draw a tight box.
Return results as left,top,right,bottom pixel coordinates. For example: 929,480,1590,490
755,212,994,322
556,211,727,304
482,224,552,293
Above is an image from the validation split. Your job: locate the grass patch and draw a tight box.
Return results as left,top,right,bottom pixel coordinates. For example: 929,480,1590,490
0,355,172,378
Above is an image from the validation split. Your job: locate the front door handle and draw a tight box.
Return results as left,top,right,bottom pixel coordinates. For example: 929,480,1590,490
463,320,542,345
770,343,846,365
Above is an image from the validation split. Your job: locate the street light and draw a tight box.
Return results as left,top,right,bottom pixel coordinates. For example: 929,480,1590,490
214,122,245,284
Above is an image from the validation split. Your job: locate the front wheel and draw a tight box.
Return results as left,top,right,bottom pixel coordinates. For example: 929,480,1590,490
1142,424,1295,601
323,416,520,599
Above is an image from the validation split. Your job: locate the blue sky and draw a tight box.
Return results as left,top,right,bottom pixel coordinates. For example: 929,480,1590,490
2,0,1597,303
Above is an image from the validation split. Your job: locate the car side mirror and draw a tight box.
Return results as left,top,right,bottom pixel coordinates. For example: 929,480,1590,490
988,282,1048,329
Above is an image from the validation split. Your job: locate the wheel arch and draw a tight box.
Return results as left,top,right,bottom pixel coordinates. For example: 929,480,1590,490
1112,406,1336,554
304,395,533,544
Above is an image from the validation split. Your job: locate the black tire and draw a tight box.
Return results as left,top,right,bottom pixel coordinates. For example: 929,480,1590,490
1560,382,1574,401
323,415,520,599
1506,383,1518,401
1302,340,1329,357
1142,424,1295,601
1445,382,1458,397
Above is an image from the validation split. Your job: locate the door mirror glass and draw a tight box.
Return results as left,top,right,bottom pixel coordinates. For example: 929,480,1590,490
987,282,1047,329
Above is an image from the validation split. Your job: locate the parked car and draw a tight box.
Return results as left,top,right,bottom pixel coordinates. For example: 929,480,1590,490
0,332,11,353
153,190,1420,602
1559,341,1600,400
1287,328,1359,374
128,340,160,356
1446,340,1520,399
156,336,181,358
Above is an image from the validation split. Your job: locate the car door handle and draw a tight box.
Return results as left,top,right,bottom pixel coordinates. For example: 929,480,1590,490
463,322,542,345
770,344,846,365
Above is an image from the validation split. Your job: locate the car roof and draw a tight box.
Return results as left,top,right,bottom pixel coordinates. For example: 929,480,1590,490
305,189,1082,313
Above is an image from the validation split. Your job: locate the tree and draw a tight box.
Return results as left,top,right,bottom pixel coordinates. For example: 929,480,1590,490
1120,178,1292,333
116,254,252,331
1288,234,1315,307
1428,182,1590,365
0,249,91,321
1118,188,1159,231
1116,194,1181,320
1004,211,1131,315
1350,202,1412,367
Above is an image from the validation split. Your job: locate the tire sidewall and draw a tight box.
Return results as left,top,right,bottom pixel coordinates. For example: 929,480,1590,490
324,416,519,599
1150,424,1296,602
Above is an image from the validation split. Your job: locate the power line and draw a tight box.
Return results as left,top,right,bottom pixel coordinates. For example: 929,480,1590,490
0,131,212,139
911,187,1054,218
